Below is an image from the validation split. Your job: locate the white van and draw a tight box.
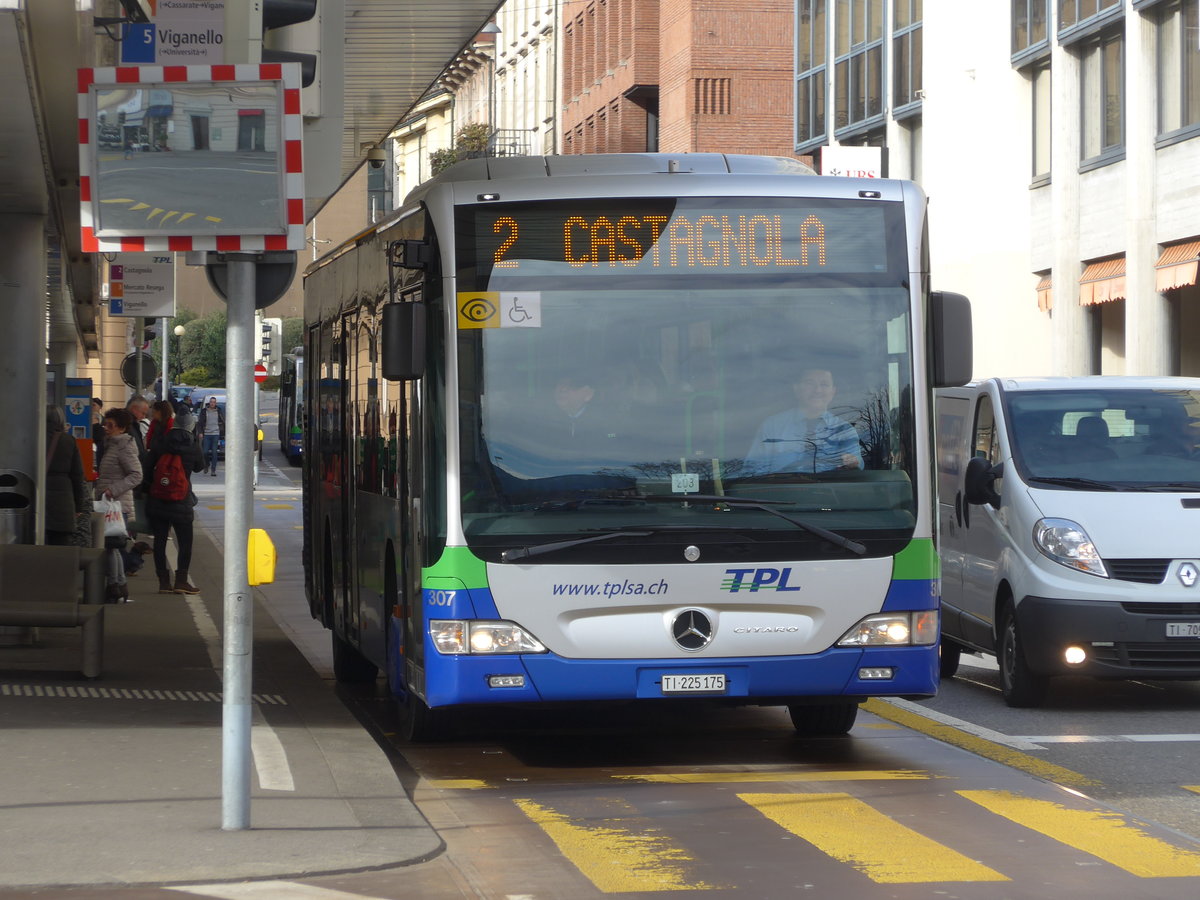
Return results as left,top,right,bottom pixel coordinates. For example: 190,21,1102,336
935,377,1200,707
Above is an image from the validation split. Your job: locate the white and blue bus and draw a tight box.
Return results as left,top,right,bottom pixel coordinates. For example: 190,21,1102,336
302,153,971,740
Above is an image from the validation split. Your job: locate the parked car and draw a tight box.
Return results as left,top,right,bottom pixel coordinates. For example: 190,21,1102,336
936,376,1200,707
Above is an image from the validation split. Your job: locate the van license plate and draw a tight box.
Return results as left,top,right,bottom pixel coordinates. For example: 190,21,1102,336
661,674,726,693
1166,623,1200,638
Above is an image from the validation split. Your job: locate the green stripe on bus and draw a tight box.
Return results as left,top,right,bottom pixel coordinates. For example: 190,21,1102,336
892,538,938,581
424,546,490,590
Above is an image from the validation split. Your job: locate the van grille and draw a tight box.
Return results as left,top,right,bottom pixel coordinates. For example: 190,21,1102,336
1119,602,1200,616
1089,642,1200,669
1106,559,1170,584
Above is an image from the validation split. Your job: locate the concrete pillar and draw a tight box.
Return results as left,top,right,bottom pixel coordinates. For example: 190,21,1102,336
0,215,48,542
1050,39,1088,374
1124,12,1169,375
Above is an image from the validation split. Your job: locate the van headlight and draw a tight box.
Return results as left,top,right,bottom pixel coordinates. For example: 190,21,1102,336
430,620,547,655
1033,518,1108,577
837,611,938,646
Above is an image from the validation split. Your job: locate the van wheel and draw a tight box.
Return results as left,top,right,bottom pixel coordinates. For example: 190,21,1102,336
788,702,858,736
940,639,962,679
998,605,1048,708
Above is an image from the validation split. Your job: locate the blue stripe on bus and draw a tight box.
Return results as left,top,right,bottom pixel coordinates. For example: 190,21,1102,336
418,644,938,707
880,577,939,612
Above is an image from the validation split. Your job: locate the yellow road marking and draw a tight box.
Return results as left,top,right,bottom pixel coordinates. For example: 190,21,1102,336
863,699,1098,788
513,797,721,892
130,202,150,211
959,789,1200,878
204,215,222,223
1184,786,1200,795
100,197,134,203
615,769,930,784
147,207,164,220
262,504,293,509
740,792,1008,883
178,212,195,222
426,778,491,790
161,211,180,225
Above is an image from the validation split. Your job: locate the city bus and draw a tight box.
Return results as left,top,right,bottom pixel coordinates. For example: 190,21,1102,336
278,348,304,465
302,153,971,740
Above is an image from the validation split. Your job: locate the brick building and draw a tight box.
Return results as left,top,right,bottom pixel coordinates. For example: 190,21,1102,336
560,0,802,159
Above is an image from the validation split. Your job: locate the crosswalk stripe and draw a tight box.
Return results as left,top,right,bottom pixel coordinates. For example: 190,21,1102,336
959,790,1200,877
614,769,930,784
512,797,723,892
738,792,1009,884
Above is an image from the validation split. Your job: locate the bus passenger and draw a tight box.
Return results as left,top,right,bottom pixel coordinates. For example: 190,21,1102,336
746,367,863,474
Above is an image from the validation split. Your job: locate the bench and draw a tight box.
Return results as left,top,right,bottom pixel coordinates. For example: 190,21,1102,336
0,544,106,679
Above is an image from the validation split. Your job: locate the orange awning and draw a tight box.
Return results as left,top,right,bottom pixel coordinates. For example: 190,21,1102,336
1036,273,1052,311
1078,256,1126,305
1155,239,1200,292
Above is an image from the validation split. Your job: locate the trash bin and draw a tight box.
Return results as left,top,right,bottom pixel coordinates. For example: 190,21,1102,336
0,470,34,544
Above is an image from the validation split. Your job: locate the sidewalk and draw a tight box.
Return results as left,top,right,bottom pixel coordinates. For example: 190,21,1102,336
0,521,442,889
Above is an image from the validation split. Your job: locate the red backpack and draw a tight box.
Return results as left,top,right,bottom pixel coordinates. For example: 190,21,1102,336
150,451,189,501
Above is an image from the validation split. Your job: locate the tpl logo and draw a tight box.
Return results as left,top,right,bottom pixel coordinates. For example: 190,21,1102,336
722,568,800,593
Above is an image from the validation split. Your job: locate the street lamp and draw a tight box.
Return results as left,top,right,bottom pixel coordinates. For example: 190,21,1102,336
171,324,186,388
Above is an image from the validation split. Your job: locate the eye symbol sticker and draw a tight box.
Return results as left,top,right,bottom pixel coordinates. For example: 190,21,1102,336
462,298,496,321
457,292,500,328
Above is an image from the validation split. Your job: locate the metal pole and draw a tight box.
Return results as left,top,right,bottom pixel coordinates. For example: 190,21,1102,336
161,316,169,400
221,253,256,831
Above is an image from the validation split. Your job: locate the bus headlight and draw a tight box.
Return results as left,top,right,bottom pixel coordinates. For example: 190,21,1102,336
837,611,938,646
1033,518,1108,578
430,620,547,655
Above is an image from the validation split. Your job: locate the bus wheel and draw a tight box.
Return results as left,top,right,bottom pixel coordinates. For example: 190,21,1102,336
940,639,963,679
787,702,858,736
331,631,379,684
998,604,1048,708
397,692,448,743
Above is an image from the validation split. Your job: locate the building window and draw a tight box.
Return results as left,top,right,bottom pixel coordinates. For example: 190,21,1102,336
1058,0,1121,33
1079,27,1124,165
1032,62,1052,180
892,0,922,115
1157,0,1200,138
1012,0,1049,58
796,0,827,147
833,0,885,135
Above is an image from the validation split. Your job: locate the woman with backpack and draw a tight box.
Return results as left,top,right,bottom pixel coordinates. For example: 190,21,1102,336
143,413,205,594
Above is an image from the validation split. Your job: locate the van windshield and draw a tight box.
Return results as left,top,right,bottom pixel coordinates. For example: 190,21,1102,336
1006,389,1200,490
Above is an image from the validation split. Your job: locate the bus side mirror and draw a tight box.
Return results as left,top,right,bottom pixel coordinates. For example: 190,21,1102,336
382,302,426,381
930,291,972,388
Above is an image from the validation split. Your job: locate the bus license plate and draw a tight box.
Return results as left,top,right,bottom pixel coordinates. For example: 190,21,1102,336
1166,622,1200,638
661,674,726,694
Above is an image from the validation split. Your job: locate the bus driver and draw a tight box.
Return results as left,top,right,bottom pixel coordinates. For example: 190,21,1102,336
746,367,863,474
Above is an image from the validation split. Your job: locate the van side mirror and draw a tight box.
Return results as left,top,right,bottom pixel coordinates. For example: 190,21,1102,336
930,291,972,387
964,455,1001,507
381,303,427,381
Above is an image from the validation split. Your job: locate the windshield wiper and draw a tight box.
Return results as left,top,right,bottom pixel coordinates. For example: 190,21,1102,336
501,524,755,562
636,493,867,556
1026,476,1119,491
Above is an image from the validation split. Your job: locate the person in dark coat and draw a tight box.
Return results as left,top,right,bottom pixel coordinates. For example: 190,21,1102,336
142,422,205,594
44,405,86,546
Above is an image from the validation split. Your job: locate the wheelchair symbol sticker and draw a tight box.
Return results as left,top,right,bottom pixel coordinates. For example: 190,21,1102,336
501,292,541,328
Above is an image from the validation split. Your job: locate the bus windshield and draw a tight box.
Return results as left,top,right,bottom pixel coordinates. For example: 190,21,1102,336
454,196,918,562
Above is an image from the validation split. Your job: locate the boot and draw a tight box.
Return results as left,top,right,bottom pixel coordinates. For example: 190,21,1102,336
105,583,129,603
157,569,174,594
173,571,200,595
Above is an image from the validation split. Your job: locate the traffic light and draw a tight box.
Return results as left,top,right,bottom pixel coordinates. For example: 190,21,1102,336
263,0,318,89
